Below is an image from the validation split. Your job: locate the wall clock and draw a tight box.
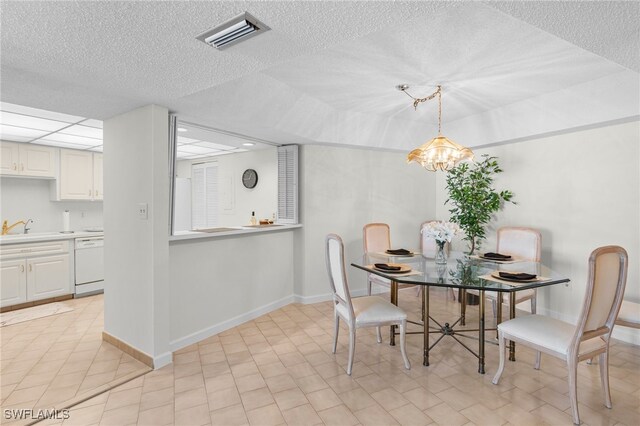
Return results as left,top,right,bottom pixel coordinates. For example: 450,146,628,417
242,169,258,189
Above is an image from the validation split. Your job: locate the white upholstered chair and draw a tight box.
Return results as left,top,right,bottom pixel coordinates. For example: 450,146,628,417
463,227,541,319
492,245,628,425
326,233,411,375
420,221,455,300
363,223,392,295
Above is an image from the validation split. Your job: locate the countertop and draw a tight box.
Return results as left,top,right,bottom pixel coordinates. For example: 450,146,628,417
0,230,104,245
170,224,302,242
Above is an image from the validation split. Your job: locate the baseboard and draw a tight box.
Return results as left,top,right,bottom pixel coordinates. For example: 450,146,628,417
153,352,173,369
169,294,295,352
102,331,154,368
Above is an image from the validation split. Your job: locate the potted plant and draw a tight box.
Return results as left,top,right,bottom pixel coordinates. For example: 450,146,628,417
445,154,515,255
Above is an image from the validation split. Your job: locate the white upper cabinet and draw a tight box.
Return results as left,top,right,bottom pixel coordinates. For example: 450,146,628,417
59,149,93,200
54,149,103,201
0,142,56,177
93,153,103,200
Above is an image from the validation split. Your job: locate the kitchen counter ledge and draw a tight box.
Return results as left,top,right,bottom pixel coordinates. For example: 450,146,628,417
170,224,302,243
0,231,104,245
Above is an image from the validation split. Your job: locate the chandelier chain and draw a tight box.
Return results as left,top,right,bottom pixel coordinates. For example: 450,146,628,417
401,85,443,134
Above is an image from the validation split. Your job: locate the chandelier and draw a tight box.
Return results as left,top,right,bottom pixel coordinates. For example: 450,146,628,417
398,84,474,172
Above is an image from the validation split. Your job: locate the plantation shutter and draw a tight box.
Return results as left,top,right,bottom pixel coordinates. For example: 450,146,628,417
192,162,219,229
277,145,298,224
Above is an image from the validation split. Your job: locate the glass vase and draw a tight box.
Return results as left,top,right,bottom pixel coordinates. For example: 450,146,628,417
435,241,447,265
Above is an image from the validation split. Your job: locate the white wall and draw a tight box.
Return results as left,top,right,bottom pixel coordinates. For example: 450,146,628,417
295,144,437,300
0,177,103,232
103,105,171,366
169,230,295,348
175,148,277,227
435,121,640,344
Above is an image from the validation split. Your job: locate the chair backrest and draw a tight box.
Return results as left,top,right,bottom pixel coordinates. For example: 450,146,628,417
572,246,628,354
363,223,391,254
496,227,541,261
420,220,450,258
326,234,355,319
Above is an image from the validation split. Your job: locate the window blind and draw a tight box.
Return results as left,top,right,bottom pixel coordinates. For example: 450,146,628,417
192,162,219,229
277,145,298,224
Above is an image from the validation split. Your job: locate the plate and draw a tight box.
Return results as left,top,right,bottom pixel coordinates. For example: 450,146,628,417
491,272,538,283
385,250,415,257
374,263,412,274
480,254,512,261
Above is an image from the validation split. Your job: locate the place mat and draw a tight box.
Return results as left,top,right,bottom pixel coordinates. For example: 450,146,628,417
470,254,522,264
366,265,422,277
480,273,549,286
373,251,416,257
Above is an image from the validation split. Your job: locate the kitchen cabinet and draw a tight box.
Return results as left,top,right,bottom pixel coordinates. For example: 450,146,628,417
0,259,27,306
93,153,103,200
55,149,102,200
0,142,56,178
0,240,72,308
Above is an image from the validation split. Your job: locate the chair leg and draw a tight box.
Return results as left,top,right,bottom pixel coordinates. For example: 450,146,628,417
399,320,410,370
347,326,356,376
491,298,497,318
534,351,541,370
531,295,537,314
367,280,372,296
567,356,580,425
376,327,382,344
599,351,612,408
449,288,456,301
332,311,339,354
492,330,506,385
415,285,421,298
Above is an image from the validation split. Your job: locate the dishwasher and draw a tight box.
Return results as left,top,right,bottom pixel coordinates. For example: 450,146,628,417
75,237,104,296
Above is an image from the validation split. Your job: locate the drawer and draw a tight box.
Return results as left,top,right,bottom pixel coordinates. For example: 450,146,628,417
0,240,70,260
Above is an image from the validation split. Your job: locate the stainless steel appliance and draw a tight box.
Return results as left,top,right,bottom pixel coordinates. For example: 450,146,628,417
75,237,104,296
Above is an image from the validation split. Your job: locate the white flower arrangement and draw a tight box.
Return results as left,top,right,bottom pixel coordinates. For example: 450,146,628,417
421,221,460,243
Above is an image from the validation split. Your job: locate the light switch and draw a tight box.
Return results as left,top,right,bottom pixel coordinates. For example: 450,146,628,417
138,203,148,220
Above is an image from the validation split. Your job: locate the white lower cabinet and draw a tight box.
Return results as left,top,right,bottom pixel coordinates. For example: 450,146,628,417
0,259,27,306
26,254,70,301
0,241,72,308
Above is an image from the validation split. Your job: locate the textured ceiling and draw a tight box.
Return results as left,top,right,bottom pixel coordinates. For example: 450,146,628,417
1,1,638,151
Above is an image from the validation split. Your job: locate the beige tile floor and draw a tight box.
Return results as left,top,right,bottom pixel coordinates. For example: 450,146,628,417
31,287,640,426
0,294,150,423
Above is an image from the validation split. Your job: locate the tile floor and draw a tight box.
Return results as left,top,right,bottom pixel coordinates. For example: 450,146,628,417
32,288,640,426
0,295,150,423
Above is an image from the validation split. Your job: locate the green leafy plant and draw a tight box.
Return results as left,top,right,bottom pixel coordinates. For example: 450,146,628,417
445,155,515,254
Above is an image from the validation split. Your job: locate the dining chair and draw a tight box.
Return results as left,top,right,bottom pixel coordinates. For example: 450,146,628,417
420,220,455,300
492,245,628,425
326,233,411,375
363,223,392,295
462,227,541,320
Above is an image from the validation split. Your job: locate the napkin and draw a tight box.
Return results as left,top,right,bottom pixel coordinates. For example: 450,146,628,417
499,272,536,281
374,263,401,271
483,252,512,260
386,248,411,255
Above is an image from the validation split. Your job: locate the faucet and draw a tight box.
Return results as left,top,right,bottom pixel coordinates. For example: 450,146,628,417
24,219,33,234
2,220,26,235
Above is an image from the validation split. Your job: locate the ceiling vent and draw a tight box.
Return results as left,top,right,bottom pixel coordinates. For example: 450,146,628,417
196,12,269,49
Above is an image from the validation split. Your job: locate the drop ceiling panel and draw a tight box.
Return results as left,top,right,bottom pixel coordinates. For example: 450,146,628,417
59,124,102,139
0,124,49,140
0,111,70,132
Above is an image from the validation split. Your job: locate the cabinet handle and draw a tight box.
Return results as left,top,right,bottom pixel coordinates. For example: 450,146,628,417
21,163,24,171
89,190,92,196
95,190,99,197
29,264,32,272
20,265,24,273
13,163,17,170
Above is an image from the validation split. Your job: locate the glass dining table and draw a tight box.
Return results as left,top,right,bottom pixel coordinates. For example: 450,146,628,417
351,252,570,374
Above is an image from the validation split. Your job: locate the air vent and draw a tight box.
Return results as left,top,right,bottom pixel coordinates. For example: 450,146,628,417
196,12,269,49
